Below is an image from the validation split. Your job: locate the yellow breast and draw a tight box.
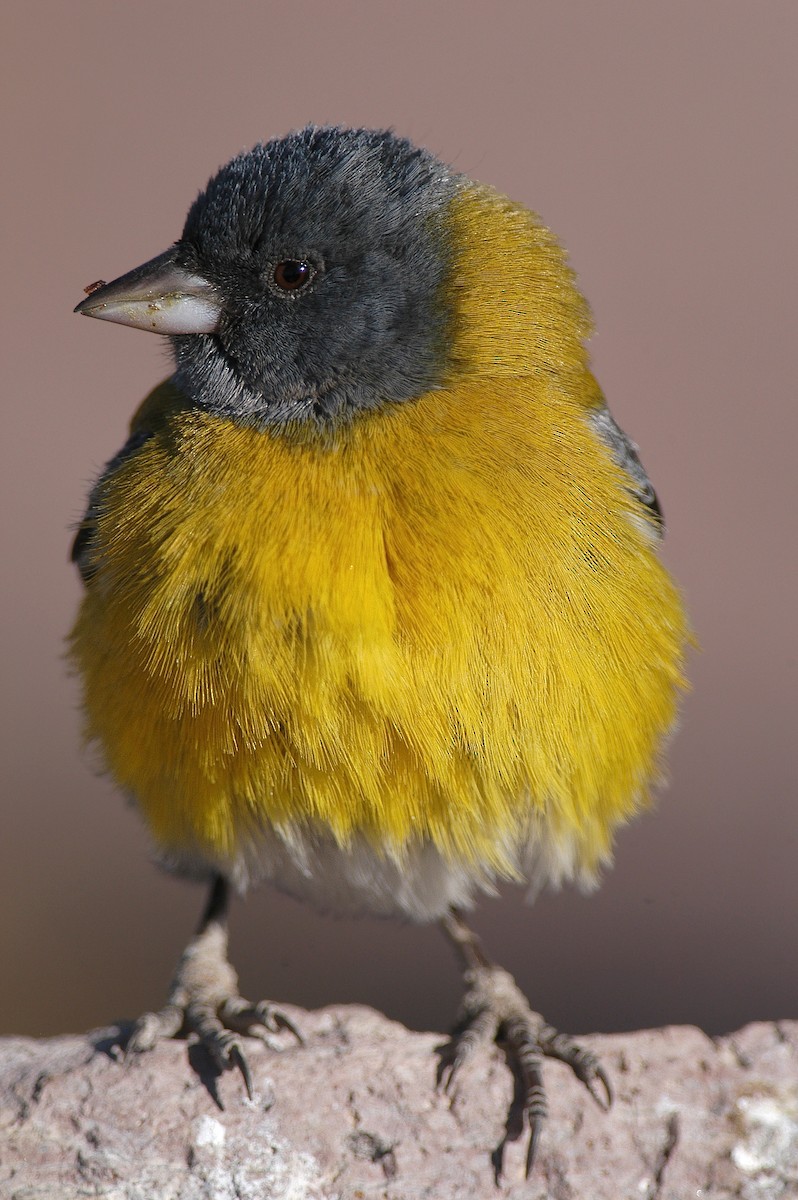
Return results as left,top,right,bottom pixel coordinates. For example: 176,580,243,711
70,375,687,878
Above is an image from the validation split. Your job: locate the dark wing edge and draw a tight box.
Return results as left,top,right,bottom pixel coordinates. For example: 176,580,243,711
70,377,189,585
70,428,153,585
588,404,664,536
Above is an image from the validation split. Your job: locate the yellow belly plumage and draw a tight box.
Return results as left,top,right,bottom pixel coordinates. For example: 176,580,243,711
71,375,687,883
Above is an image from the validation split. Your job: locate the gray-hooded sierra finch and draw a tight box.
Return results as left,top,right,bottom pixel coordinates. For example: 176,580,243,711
72,126,688,1173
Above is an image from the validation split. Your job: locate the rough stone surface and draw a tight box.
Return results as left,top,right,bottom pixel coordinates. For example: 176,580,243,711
1,1009,796,1199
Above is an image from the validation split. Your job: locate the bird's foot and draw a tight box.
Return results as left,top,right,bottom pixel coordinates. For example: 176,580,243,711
438,965,612,1178
124,920,301,1099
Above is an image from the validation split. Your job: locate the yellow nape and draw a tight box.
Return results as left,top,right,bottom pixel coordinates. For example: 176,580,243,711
442,183,593,384
70,186,688,879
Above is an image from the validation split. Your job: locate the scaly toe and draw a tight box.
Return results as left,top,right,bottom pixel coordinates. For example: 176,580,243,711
219,996,303,1044
125,1004,184,1057
437,1007,498,1092
501,1015,548,1176
538,1025,614,1109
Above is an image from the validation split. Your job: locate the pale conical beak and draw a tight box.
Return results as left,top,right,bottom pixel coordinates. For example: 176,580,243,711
74,247,222,334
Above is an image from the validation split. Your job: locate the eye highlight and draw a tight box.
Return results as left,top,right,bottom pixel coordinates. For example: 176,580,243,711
273,259,315,291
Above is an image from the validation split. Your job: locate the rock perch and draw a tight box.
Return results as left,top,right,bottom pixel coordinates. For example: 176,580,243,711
1,1008,796,1198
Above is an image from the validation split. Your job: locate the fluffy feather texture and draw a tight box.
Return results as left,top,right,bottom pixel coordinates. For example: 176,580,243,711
71,145,688,919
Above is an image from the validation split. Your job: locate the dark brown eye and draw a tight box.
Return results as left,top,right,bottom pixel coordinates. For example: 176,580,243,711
273,259,313,291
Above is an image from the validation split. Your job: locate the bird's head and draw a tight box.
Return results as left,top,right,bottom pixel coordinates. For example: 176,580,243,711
75,126,591,426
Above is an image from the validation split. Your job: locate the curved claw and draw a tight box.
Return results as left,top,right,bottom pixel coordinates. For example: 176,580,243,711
435,1040,468,1094
441,1060,460,1095
229,1043,253,1101
434,1050,452,1092
587,1064,613,1110
271,1009,304,1045
525,1114,543,1179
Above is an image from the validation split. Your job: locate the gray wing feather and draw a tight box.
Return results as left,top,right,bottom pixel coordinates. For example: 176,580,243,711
588,405,663,534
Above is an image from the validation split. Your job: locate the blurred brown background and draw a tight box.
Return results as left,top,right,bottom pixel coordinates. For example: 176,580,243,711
2,2,796,1040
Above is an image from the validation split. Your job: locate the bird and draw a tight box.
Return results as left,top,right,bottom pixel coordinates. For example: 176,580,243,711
71,125,688,1175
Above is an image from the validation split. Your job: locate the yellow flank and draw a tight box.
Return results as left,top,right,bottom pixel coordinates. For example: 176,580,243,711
70,184,688,878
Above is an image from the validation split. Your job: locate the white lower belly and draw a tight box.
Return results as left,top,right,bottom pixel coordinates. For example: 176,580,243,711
156,815,601,922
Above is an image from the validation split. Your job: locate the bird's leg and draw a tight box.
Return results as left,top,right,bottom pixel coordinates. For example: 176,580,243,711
126,874,301,1096
438,906,612,1178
